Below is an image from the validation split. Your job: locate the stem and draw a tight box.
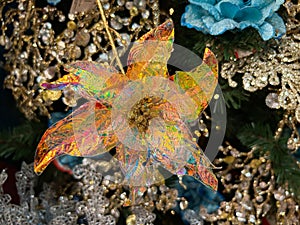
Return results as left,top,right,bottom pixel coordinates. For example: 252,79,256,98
96,0,125,75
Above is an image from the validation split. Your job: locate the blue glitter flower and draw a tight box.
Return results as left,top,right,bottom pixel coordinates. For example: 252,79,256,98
181,0,286,41
47,0,61,6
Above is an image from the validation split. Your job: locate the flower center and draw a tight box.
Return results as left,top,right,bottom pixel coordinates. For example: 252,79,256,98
128,96,165,134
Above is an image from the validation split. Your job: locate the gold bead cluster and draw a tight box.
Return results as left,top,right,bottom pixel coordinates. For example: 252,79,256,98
128,96,165,134
200,144,300,224
0,0,160,120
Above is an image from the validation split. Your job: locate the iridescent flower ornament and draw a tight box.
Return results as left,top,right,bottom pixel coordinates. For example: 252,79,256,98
181,0,286,41
34,20,219,191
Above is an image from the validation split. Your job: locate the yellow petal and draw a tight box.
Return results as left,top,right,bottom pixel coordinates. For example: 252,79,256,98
173,48,218,116
126,19,174,80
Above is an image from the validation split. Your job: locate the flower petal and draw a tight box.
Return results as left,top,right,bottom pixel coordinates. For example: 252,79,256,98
218,2,240,19
111,77,199,151
180,151,218,191
189,0,216,4
209,19,239,35
215,0,245,12
41,73,80,90
181,4,214,33
146,117,194,174
147,106,218,191
34,101,117,174
257,21,274,41
65,61,128,104
115,143,164,187
265,13,286,39
234,7,262,23
189,1,221,20
126,19,174,80
256,0,284,24
173,48,218,115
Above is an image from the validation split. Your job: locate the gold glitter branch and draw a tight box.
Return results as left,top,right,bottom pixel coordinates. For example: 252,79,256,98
96,0,125,75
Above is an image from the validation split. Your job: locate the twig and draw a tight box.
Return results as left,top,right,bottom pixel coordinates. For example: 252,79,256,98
96,0,125,75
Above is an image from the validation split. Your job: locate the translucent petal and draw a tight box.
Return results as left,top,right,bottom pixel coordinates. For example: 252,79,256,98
115,143,164,187
34,101,117,174
179,150,218,191
126,19,174,80
146,117,193,173
173,48,218,115
65,61,128,104
41,74,80,90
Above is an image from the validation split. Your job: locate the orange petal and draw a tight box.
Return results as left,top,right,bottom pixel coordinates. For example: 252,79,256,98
41,73,80,90
180,151,218,191
34,101,117,174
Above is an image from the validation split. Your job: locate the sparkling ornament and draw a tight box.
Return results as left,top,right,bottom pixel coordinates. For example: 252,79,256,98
34,20,219,193
110,16,123,30
265,93,280,109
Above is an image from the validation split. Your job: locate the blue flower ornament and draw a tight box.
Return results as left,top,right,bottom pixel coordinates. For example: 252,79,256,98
181,0,286,41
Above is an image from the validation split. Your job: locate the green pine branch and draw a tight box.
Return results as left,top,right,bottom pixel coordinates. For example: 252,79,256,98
221,82,250,109
0,120,46,162
237,123,300,199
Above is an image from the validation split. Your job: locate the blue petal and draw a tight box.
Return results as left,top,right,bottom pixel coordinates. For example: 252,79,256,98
181,5,210,33
265,13,286,39
257,22,274,41
189,1,221,20
250,0,273,7
238,21,259,30
215,0,244,12
202,15,217,30
234,7,262,23
251,0,283,8
47,0,61,6
219,2,240,19
209,19,239,35
189,0,216,4
259,0,285,23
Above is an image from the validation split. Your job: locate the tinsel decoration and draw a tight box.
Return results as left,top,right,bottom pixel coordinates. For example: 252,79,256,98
0,0,160,120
